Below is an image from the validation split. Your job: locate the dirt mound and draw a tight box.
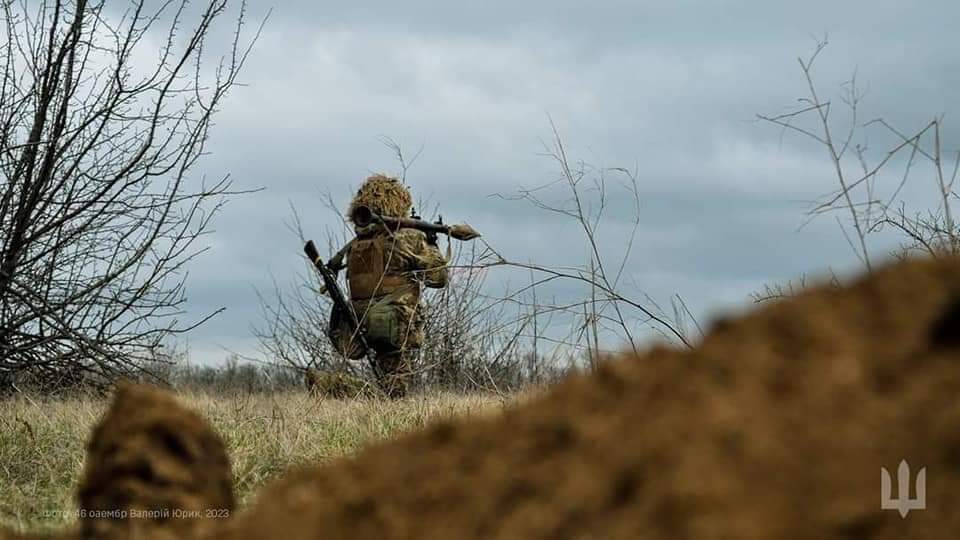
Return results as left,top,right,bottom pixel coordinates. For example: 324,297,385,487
224,256,960,539
76,383,234,539
4,256,960,539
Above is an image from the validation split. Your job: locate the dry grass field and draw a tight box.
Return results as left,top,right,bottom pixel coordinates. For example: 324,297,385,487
0,390,510,534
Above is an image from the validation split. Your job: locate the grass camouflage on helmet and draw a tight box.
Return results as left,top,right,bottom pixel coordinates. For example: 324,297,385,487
348,174,412,224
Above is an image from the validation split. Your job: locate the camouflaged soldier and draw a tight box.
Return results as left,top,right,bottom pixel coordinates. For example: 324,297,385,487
326,174,448,397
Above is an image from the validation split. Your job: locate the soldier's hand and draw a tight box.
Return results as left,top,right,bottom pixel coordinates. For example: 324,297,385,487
426,215,442,246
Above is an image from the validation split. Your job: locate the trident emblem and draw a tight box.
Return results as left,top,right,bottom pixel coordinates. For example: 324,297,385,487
881,460,926,518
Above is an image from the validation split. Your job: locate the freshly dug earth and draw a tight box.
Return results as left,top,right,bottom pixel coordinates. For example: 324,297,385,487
6,255,960,539
224,255,960,539
77,384,234,540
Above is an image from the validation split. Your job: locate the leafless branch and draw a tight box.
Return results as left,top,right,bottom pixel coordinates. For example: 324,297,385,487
0,0,263,390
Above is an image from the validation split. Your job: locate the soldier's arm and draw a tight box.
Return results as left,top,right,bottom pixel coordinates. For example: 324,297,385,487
398,230,448,288
316,241,351,296
419,242,448,289
326,241,352,273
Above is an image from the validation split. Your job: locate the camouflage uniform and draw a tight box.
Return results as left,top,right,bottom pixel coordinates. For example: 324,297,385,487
327,175,448,397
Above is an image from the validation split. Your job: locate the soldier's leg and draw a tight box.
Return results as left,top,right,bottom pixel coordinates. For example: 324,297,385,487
375,349,413,398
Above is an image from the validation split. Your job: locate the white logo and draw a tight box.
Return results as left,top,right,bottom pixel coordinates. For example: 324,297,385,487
881,460,926,518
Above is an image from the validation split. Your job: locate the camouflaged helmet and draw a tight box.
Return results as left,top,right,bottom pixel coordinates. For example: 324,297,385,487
348,174,412,224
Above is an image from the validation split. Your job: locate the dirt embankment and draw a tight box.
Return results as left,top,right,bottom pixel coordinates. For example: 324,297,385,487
5,255,960,539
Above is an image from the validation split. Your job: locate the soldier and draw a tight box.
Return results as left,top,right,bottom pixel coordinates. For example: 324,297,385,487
325,174,448,397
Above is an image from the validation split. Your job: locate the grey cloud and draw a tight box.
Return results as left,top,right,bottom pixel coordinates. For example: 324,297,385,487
141,1,959,361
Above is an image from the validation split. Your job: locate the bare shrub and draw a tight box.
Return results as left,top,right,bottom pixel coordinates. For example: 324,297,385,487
415,241,567,393
758,38,959,288
0,1,264,391
164,355,302,394
481,121,699,365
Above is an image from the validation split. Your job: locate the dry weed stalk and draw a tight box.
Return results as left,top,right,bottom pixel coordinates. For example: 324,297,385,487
758,39,960,291
483,120,698,359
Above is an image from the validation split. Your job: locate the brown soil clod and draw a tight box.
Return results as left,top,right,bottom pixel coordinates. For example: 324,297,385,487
75,382,234,539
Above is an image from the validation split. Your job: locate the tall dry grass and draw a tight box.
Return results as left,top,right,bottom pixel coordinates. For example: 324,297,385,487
0,390,511,534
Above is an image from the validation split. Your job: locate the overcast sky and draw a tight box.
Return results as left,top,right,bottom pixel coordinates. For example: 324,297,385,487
152,1,957,362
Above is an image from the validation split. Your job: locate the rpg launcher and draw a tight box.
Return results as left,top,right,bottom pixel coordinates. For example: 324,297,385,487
351,205,481,241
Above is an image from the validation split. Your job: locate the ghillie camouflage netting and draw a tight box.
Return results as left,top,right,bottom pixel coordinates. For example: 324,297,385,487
348,174,412,223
